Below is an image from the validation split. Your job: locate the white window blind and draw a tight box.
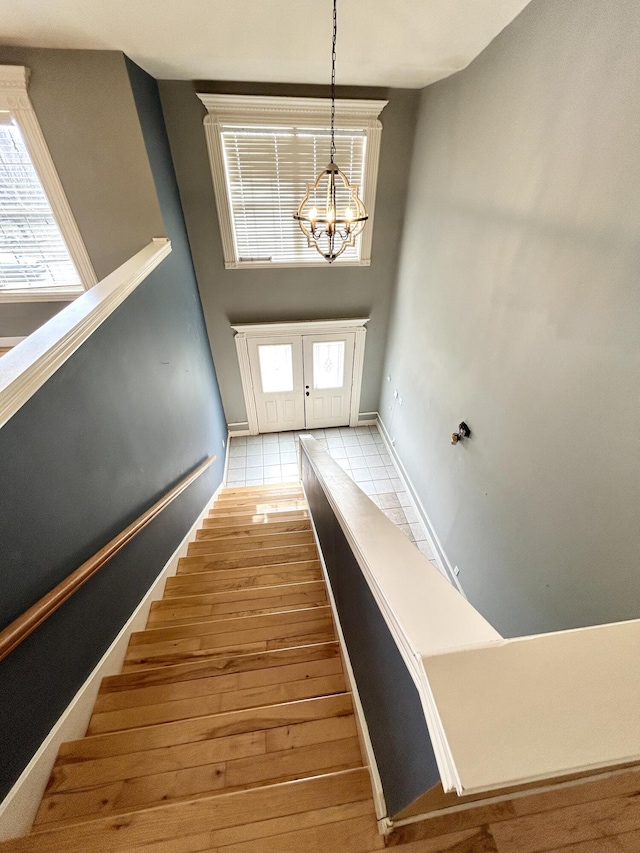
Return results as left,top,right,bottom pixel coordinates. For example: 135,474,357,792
220,125,366,265
0,119,82,293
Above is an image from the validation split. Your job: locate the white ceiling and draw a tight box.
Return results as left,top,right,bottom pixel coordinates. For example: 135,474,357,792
0,0,532,88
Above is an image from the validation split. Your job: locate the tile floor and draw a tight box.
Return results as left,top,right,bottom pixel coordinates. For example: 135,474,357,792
226,425,439,567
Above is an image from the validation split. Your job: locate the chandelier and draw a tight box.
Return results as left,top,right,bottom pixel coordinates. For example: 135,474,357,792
294,0,368,263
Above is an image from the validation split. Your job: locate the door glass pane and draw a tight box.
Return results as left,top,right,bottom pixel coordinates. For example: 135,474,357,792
313,341,345,389
258,344,294,393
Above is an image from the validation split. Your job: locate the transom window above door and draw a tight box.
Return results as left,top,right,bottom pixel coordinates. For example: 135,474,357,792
197,95,386,269
233,319,369,435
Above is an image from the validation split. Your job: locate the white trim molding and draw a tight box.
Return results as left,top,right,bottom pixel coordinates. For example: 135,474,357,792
0,479,222,841
197,94,387,269
0,239,171,430
299,435,640,801
0,65,98,300
231,318,369,434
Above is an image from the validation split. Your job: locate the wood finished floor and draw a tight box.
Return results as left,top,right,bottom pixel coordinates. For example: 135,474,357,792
2,483,639,853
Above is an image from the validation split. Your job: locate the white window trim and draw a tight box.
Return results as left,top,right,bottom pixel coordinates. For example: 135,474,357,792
231,318,369,434
0,65,97,302
197,94,387,270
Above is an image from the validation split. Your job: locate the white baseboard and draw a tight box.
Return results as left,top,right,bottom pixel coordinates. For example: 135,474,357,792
0,480,222,841
301,479,387,823
358,411,378,425
375,416,465,597
223,432,232,484
227,422,251,437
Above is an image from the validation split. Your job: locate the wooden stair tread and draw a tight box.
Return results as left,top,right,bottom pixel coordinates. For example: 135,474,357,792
177,545,319,572
164,562,323,597
218,485,303,497
105,669,345,727
147,581,328,627
116,800,380,853
36,736,362,826
197,518,311,537
58,693,354,764
125,605,333,660
1,768,373,852
94,655,344,714
129,605,333,645
187,531,315,556
101,641,340,691
203,510,310,529
147,597,329,629
210,505,309,517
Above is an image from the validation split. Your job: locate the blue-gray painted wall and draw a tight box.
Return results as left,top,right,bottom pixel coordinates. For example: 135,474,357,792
0,59,227,799
301,454,440,817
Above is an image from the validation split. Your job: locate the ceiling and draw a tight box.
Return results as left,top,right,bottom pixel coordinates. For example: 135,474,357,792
0,0,532,88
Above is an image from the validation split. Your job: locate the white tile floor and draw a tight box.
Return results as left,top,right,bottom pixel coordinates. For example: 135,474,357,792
226,425,440,568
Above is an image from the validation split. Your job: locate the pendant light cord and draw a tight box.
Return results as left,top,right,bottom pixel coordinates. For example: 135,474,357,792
330,0,337,163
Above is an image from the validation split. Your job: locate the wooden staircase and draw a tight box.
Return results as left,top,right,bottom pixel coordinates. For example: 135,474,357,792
7,483,638,852
2,484,386,852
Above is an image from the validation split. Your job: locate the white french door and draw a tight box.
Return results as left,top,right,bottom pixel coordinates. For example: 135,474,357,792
247,336,306,433
246,332,356,433
303,334,355,429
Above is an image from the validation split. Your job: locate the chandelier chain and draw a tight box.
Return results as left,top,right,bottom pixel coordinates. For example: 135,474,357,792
330,0,337,162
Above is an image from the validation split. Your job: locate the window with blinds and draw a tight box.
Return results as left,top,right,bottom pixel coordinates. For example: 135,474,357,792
198,95,386,269
0,117,83,294
221,126,366,265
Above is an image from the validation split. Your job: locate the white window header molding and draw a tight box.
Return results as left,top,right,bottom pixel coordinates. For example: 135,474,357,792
0,64,97,300
0,64,30,101
231,318,369,337
197,93,387,129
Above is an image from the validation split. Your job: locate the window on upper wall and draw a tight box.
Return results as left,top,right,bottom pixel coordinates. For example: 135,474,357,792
197,94,387,270
0,65,97,302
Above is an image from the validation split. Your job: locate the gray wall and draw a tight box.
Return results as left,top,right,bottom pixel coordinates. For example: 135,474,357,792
380,0,640,637
0,48,165,336
159,81,418,425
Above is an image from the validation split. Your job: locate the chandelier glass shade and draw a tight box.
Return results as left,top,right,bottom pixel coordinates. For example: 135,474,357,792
294,0,368,263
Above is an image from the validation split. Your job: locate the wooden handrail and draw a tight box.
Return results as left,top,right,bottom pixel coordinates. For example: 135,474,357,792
0,454,216,662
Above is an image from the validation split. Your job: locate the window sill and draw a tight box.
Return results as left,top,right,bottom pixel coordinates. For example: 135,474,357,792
224,259,371,270
0,288,85,303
